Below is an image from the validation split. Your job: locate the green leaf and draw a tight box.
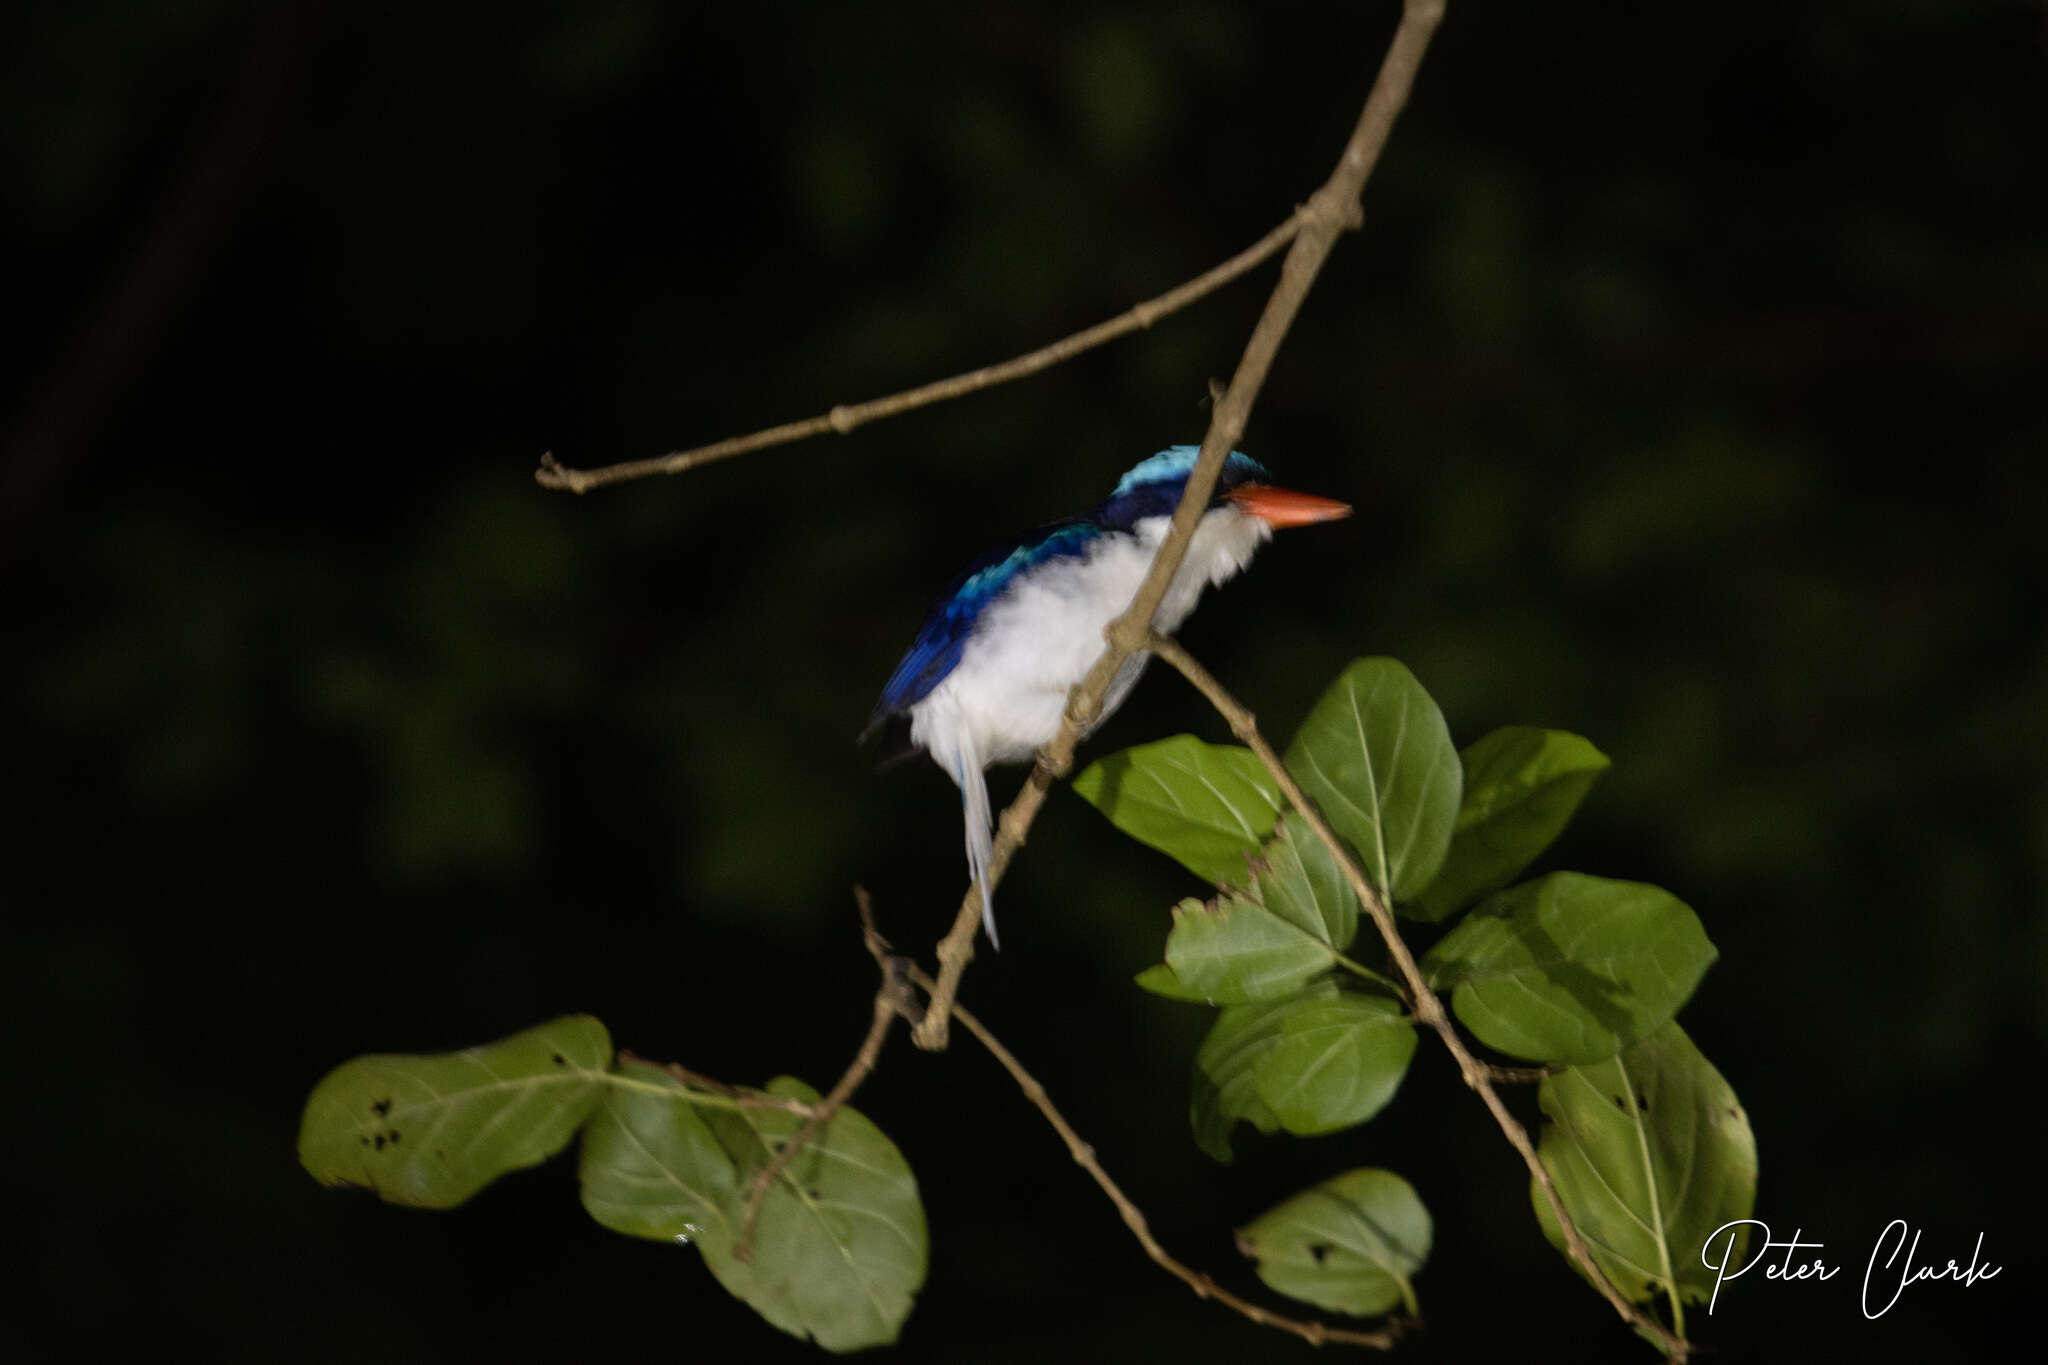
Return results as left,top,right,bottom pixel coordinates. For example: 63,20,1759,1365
1421,873,1717,1064
1412,726,1610,921
1191,986,1416,1159
1532,1022,1757,1319
1251,812,1358,950
1133,963,1213,1001
578,1059,740,1239
1165,894,1335,1004
1256,994,1418,1134
1283,658,1460,903
582,1067,927,1352
1238,1169,1430,1318
1073,734,1282,885
1190,993,1297,1161
298,1014,611,1208
1149,814,1364,1005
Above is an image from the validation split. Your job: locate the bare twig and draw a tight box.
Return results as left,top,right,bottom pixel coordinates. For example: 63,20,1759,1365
944,988,1404,1349
850,891,1402,1351
912,0,1448,1050
534,217,1302,494
1144,633,1692,1361
732,947,916,1262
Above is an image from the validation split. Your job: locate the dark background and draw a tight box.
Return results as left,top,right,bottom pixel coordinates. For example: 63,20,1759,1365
4,2,2041,1361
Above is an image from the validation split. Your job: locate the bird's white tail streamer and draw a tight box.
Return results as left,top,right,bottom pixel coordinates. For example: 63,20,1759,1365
953,741,998,950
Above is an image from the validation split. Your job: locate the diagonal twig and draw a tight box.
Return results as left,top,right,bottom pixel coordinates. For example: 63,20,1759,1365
853,890,1403,1351
1144,631,1692,1361
534,216,1303,494
911,0,1448,1050
731,942,916,1262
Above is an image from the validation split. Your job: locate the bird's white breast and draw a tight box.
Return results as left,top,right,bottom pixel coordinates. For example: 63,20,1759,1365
910,506,1271,765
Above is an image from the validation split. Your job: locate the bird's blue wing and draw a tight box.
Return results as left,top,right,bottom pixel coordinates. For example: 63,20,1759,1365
867,518,1098,730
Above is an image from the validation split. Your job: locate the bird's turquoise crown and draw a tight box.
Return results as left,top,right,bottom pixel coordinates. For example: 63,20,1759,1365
1099,446,1269,531
1112,446,1270,497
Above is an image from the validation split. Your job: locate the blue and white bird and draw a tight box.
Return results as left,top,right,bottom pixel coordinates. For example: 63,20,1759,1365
867,446,1351,947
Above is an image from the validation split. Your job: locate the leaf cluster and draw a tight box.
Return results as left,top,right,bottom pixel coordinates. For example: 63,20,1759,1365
298,657,1755,1355
1074,658,1755,1339
299,1017,927,1351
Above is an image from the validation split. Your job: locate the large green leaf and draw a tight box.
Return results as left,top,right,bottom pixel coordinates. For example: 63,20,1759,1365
1532,1023,1757,1319
582,1067,927,1352
1073,734,1282,885
1237,1169,1430,1318
1411,726,1610,921
1421,873,1716,1064
1191,987,1416,1159
1282,659,1460,903
299,1014,611,1208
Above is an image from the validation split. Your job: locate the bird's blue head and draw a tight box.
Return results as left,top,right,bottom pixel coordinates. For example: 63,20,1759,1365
1096,446,1352,534
1097,447,1272,530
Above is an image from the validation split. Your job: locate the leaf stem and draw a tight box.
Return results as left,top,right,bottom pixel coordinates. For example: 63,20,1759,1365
1616,1052,1686,1341
599,1067,812,1116
1331,951,1405,996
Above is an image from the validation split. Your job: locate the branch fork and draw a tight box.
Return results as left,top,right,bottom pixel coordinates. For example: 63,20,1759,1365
543,1,1688,1355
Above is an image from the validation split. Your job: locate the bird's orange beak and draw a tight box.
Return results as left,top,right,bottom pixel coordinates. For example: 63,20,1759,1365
1227,484,1353,529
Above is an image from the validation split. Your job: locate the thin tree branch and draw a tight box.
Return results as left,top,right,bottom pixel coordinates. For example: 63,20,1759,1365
849,892,1402,1351
943,985,1405,1351
912,0,1447,1050
1144,632,1692,1361
534,216,1303,494
732,949,916,1262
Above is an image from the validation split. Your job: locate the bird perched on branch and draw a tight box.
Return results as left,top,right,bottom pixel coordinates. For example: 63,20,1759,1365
866,446,1351,948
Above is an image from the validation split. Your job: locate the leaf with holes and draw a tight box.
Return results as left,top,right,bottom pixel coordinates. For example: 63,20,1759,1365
1238,1168,1431,1318
1191,986,1416,1160
582,1068,927,1352
1532,1022,1757,1316
298,1014,611,1208
1283,659,1460,904
1411,726,1610,921
1420,873,1716,1064
1073,734,1283,885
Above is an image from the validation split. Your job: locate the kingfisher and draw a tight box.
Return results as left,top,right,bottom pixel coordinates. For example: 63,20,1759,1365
867,446,1351,947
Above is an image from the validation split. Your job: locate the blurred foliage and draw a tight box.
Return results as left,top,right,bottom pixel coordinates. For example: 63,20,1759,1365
2,0,2042,1361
